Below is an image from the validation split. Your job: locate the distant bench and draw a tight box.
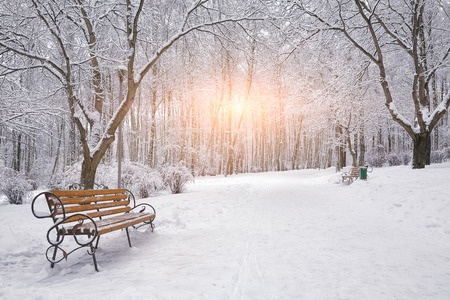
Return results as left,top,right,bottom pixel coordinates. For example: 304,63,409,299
31,188,156,271
341,166,360,184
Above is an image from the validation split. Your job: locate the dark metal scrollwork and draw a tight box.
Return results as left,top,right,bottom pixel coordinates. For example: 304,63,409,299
44,214,99,265
31,192,65,220
128,203,156,230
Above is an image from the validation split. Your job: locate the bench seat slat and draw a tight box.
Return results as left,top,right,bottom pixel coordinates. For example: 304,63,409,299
96,213,155,235
62,213,155,235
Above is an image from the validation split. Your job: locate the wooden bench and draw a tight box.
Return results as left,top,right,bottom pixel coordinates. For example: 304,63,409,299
341,166,360,184
31,188,156,271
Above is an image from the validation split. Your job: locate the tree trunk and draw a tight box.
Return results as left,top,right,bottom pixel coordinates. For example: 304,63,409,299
291,117,303,170
412,133,431,169
336,126,346,169
14,133,22,172
80,157,100,189
51,122,63,176
147,87,158,167
358,127,366,166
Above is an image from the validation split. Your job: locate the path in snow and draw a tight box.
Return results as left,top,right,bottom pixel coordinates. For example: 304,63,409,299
148,170,450,299
1,167,450,299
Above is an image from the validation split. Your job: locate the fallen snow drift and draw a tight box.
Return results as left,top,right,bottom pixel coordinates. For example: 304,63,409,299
1,164,450,299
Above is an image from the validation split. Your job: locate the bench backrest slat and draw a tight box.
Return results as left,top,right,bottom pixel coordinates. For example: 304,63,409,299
350,167,359,174
51,189,126,197
48,194,127,206
46,189,131,223
56,200,130,215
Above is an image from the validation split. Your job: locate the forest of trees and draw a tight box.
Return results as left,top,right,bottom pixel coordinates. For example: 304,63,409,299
0,0,449,200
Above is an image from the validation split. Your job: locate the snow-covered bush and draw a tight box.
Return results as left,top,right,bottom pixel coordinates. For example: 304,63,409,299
0,167,33,205
202,166,217,176
118,163,164,198
444,147,450,161
160,162,194,194
47,162,164,198
430,148,450,163
47,163,83,189
387,153,402,166
251,166,262,173
401,152,411,165
368,145,386,167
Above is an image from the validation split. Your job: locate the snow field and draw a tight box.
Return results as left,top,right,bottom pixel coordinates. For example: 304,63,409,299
1,164,450,299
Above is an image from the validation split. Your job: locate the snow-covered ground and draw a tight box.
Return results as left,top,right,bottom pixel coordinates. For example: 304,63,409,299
1,163,450,299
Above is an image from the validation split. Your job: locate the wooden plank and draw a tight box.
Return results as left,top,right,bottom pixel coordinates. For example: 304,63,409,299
96,213,154,235
79,194,127,204
53,200,129,215
50,189,127,197
63,213,155,235
342,167,359,179
48,194,128,206
59,207,131,223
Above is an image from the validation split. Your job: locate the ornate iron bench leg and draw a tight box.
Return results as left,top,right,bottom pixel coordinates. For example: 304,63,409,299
50,232,62,268
87,236,100,272
90,243,99,272
50,248,57,268
94,235,101,249
126,228,132,247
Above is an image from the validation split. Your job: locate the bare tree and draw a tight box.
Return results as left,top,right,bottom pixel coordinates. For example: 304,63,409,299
295,0,450,168
0,0,262,188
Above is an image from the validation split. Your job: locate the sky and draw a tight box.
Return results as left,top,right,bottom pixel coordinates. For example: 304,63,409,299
1,163,450,300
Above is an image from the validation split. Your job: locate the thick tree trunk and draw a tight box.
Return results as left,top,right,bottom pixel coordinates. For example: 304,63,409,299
80,157,100,189
412,133,431,169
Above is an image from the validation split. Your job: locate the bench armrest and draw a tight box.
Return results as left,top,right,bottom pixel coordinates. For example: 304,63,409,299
126,189,156,216
45,213,98,265
129,202,156,217
48,214,99,247
31,191,66,220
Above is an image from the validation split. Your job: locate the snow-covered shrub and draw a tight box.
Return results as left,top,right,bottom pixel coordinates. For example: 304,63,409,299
251,166,262,173
45,161,162,196
387,153,402,166
47,163,82,189
401,152,411,165
119,163,164,198
45,161,165,198
27,179,38,190
160,162,194,194
430,148,450,164
368,145,386,167
203,166,217,176
0,167,33,205
443,147,450,161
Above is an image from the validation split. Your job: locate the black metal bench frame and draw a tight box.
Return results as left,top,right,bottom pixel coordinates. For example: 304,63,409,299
31,189,155,271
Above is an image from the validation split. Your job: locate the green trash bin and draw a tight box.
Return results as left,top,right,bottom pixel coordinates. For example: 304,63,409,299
359,167,367,180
